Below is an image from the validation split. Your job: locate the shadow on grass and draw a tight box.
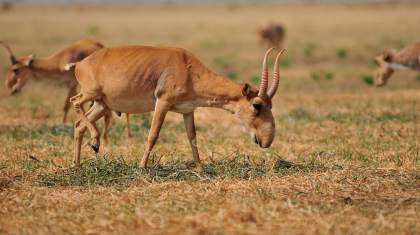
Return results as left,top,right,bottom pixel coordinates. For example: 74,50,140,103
37,154,331,187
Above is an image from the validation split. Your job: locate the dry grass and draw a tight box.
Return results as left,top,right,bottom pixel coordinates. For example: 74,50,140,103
1,1,420,234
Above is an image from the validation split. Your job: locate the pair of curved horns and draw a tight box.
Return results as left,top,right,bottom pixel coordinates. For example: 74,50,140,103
258,48,285,99
0,41,17,65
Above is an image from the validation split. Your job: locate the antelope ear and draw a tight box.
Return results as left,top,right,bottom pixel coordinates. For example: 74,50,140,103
382,50,395,62
242,82,251,96
383,52,390,61
26,54,35,66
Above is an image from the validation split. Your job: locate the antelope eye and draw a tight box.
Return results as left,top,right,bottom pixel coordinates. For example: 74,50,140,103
253,103,262,111
13,68,19,73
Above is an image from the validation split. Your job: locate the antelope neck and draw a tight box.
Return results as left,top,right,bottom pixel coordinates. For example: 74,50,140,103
30,57,63,80
192,72,246,114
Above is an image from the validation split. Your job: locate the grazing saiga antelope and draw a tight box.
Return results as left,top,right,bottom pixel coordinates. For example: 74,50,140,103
374,40,420,87
67,46,284,168
1,38,130,143
258,20,286,48
1,1,11,11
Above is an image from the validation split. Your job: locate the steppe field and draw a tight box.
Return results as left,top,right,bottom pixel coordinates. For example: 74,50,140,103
1,1,420,234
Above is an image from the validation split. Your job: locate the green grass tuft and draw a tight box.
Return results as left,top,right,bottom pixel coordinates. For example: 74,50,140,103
279,58,291,68
311,71,321,81
337,48,348,59
326,72,335,80
227,71,238,81
88,25,100,35
304,43,316,57
311,70,334,81
362,75,374,85
250,75,260,85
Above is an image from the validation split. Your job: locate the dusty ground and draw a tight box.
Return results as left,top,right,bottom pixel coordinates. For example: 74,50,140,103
1,1,420,234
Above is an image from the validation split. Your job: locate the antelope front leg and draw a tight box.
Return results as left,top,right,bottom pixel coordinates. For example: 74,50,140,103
183,111,202,169
140,101,170,168
101,111,112,144
63,81,78,123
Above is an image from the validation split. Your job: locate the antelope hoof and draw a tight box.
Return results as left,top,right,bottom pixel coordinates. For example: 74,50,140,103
91,145,99,153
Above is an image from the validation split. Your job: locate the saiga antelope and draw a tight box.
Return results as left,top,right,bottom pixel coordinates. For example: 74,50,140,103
258,20,285,49
1,1,11,11
1,38,131,142
374,40,420,87
68,46,284,168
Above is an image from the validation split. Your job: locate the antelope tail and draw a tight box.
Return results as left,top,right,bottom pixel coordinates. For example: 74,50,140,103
64,62,76,71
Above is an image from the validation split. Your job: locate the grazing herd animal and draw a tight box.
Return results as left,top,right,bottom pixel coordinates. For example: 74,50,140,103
258,20,286,49
374,40,420,87
66,46,284,167
0,1,11,11
1,38,103,123
1,38,130,143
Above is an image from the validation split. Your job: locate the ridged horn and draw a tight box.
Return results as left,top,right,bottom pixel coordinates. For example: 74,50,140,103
267,49,285,99
0,41,17,65
258,47,274,99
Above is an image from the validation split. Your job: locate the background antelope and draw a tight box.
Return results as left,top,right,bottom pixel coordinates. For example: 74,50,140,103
1,38,130,143
374,40,420,87
0,1,11,11
68,46,284,168
258,20,286,49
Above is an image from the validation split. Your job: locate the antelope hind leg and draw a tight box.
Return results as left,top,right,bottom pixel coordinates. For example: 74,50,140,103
73,100,111,166
70,92,103,152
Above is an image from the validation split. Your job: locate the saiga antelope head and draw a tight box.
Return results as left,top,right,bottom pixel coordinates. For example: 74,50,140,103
237,48,284,148
1,41,36,95
374,50,395,87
